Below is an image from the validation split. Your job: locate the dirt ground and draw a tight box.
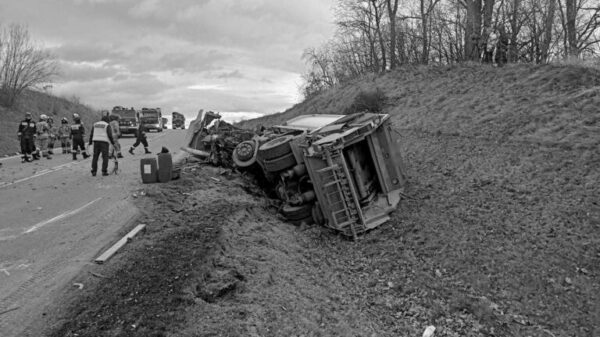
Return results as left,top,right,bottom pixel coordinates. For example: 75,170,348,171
42,122,599,336
40,64,599,336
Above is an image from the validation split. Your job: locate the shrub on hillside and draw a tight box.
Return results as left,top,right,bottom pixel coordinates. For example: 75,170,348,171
345,88,387,115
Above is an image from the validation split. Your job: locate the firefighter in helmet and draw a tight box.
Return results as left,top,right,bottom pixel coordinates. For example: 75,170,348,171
17,112,38,162
70,113,90,160
36,114,52,159
108,114,123,158
58,117,72,154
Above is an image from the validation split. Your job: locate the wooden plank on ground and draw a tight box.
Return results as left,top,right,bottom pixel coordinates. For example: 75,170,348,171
95,224,146,264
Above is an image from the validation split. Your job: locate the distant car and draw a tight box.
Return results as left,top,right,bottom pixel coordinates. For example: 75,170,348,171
162,117,168,129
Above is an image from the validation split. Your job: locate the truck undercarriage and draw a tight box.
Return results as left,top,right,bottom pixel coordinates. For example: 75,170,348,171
181,110,408,237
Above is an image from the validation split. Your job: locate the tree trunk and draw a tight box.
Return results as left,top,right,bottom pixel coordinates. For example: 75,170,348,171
421,0,429,64
371,0,387,71
508,0,521,62
482,0,495,32
386,0,399,69
540,0,556,63
464,0,483,61
565,0,578,57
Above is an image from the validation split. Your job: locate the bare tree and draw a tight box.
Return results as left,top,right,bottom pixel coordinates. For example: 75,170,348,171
463,0,483,61
0,24,58,107
386,0,400,69
540,0,557,62
420,0,443,64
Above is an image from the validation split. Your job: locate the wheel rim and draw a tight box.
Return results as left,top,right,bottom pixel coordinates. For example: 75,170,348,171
235,141,255,161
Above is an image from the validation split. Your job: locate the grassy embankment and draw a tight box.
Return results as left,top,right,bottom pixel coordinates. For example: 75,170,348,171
48,63,600,337
0,90,99,157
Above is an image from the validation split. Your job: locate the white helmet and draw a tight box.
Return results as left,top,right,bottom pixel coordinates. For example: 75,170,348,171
40,114,48,120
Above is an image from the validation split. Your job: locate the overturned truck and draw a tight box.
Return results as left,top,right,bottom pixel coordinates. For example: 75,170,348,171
182,110,407,238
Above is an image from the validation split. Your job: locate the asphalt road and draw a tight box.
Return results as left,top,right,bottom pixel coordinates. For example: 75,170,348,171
0,129,187,337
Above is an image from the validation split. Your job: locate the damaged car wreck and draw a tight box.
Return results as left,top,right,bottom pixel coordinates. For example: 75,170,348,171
181,110,408,238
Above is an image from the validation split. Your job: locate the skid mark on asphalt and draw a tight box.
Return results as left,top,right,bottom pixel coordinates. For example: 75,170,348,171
24,197,102,234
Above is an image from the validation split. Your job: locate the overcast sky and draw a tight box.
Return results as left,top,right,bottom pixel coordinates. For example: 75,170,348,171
0,0,335,123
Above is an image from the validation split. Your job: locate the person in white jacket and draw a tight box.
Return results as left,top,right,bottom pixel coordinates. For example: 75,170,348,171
88,115,115,176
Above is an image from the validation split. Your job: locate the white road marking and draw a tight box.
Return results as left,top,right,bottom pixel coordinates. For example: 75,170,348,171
0,161,79,189
0,269,10,276
0,155,20,162
24,197,102,234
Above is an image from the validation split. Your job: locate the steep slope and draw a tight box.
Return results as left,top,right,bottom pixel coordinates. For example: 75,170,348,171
0,90,98,157
239,63,600,150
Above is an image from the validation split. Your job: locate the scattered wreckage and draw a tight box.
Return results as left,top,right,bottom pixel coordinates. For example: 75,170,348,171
181,109,407,238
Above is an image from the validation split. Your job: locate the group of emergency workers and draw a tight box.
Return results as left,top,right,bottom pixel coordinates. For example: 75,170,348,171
17,112,90,162
17,111,152,176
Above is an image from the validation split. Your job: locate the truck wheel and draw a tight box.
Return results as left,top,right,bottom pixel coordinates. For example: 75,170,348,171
232,140,257,168
258,135,295,160
281,203,313,221
262,152,296,173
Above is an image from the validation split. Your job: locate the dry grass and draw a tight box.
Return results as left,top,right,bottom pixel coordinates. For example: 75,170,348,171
238,63,600,150
0,90,98,157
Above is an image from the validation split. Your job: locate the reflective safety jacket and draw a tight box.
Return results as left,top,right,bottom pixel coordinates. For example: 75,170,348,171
71,123,85,139
109,120,121,138
36,121,50,139
18,119,37,139
58,125,71,138
92,121,110,143
90,121,114,145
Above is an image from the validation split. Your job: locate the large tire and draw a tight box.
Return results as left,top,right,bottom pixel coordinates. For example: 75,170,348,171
232,140,257,168
258,135,295,160
263,152,296,173
281,203,313,221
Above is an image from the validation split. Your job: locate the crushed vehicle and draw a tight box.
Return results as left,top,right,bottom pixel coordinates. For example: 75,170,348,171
172,112,186,129
182,110,255,167
112,106,139,136
182,110,407,238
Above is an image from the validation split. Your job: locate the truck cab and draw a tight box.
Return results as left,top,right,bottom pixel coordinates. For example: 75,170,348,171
140,108,163,132
113,106,139,136
172,112,185,129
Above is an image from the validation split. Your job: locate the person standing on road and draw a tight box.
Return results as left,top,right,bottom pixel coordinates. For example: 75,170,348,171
108,114,123,158
47,117,57,155
36,114,52,159
88,115,115,176
58,117,71,154
17,112,38,162
70,113,90,160
128,122,151,154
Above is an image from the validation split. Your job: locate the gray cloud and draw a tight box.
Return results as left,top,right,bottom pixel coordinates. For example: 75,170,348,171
217,70,244,79
1,0,335,120
57,60,120,82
